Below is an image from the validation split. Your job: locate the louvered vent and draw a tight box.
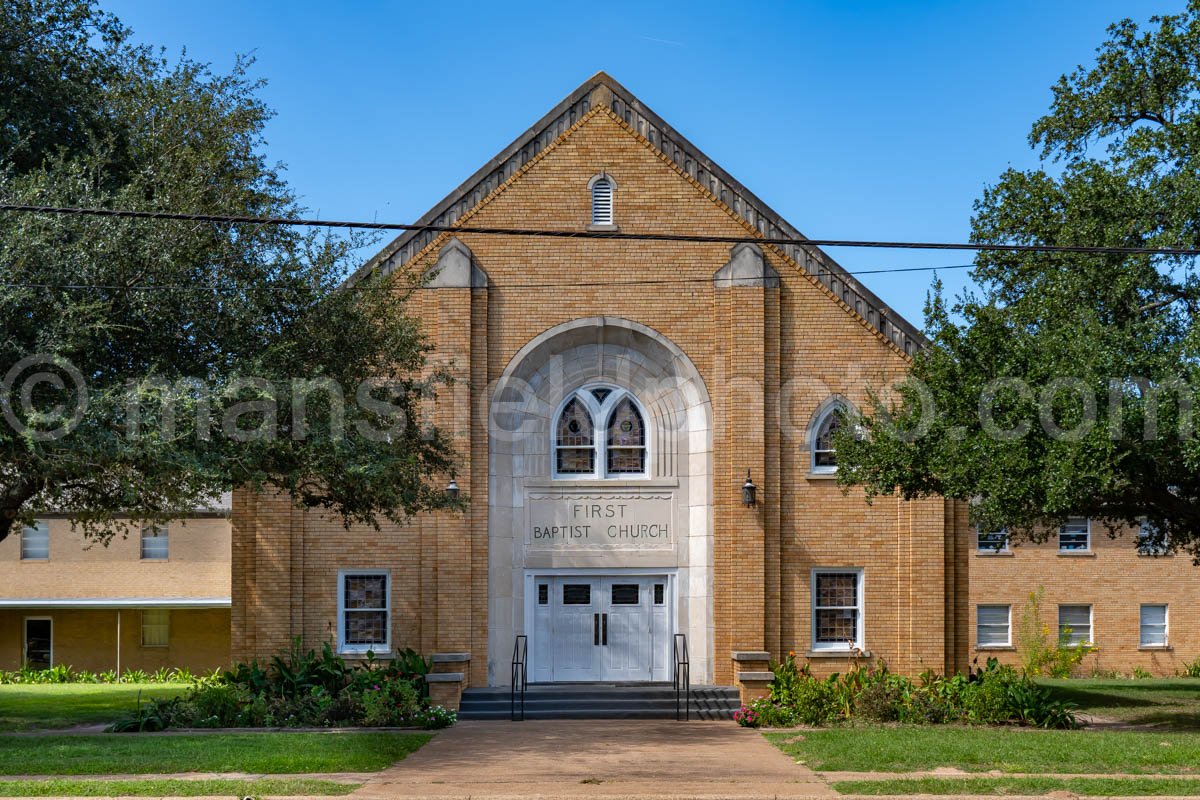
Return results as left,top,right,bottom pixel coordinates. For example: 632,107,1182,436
591,177,613,225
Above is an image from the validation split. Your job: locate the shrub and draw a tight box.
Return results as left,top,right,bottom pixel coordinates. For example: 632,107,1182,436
733,704,759,728
1016,587,1095,678
854,680,904,722
109,639,446,732
1181,659,1200,678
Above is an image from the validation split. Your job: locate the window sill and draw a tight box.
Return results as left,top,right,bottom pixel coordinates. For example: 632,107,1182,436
525,478,679,489
974,645,1015,651
975,551,1014,557
19,559,49,563
1138,645,1172,652
805,649,871,659
1056,551,1096,557
805,472,839,481
338,650,393,660
586,223,619,232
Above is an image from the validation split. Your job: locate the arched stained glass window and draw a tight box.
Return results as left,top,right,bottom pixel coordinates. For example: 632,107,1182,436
812,404,846,472
606,397,645,474
552,385,648,478
555,397,595,474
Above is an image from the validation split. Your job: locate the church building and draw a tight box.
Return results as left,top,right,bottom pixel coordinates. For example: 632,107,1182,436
231,74,1195,707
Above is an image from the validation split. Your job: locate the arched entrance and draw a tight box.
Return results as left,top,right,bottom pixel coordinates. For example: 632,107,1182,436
487,317,713,684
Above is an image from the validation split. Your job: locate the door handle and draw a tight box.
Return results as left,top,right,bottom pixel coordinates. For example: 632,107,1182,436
602,613,608,646
594,613,600,646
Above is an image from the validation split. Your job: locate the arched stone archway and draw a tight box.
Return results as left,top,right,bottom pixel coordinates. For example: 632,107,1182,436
487,317,714,684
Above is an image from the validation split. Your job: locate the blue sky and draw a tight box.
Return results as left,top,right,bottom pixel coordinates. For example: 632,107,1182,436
104,0,1183,327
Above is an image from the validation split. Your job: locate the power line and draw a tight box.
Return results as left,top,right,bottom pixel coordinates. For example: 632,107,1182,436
2,203,1200,257
0,263,977,293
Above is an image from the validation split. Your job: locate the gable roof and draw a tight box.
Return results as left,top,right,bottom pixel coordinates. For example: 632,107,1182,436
353,72,924,355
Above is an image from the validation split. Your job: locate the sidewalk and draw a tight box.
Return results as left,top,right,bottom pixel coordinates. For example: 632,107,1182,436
355,719,834,799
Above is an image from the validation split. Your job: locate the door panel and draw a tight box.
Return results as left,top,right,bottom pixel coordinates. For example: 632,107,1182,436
550,579,601,681
602,579,650,681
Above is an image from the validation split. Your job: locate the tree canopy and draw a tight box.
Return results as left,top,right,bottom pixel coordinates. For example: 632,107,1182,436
0,0,456,542
836,2,1200,558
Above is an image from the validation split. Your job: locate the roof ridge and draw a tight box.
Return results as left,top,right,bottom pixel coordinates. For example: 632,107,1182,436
351,73,924,353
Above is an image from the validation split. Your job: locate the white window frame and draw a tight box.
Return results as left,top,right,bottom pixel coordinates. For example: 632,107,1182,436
551,385,649,480
588,173,616,227
976,604,1011,647
337,569,391,655
1058,517,1091,552
976,526,1009,553
1057,604,1093,647
809,401,849,474
810,568,865,652
140,609,170,648
19,521,49,561
1139,604,1168,647
23,616,52,667
140,524,169,561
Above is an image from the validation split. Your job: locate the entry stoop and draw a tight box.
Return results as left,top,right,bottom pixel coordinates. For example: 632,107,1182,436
457,683,741,720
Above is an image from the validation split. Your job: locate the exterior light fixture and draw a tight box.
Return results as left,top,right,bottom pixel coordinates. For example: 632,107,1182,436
446,477,459,503
742,469,757,507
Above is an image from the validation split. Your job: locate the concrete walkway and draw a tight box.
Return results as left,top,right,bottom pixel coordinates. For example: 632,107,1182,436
355,720,833,799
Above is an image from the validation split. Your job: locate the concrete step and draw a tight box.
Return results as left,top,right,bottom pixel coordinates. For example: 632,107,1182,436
458,683,742,720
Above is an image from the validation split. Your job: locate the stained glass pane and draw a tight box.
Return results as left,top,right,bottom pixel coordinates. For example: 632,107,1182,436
345,611,387,645
589,388,612,403
344,575,387,610
816,609,857,643
557,447,595,474
607,399,644,447
556,398,593,447
815,573,857,608
814,409,842,467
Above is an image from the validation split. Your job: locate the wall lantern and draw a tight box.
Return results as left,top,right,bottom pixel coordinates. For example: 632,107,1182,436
741,469,757,507
446,477,459,503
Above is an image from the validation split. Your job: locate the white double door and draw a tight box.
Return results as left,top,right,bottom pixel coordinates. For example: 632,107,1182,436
532,574,671,682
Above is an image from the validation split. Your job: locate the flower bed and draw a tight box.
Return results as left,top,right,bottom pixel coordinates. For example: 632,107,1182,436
735,654,1077,729
111,639,456,731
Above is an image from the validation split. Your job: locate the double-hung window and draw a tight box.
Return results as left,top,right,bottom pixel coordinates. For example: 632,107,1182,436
338,571,390,654
1137,519,1168,555
1058,604,1093,646
976,605,1011,647
1140,604,1168,647
976,527,1009,553
20,522,48,560
811,569,864,651
141,524,168,560
1058,517,1090,552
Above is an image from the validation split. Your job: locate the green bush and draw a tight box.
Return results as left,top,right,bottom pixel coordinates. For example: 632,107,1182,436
1180,659,1200,678
764,654,1077,729
0,665,208,685
110,638,450,731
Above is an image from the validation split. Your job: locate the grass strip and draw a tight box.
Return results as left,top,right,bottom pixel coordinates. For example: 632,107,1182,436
832,776,1200,796
767,727,1200,774
0,684,188,731
0,732,430,775
0,778,359,796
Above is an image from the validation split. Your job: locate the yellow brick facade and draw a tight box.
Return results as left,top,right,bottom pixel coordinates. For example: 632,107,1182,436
0,516,231,671
969,522,1200,675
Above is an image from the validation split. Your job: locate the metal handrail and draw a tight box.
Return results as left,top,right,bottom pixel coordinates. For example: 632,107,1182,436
673,633,690,721
510,634,528,721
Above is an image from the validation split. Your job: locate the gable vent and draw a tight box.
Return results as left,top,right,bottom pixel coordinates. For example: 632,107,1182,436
591,176,614,225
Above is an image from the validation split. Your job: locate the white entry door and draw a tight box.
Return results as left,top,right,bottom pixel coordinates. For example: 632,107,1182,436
531,574,671,682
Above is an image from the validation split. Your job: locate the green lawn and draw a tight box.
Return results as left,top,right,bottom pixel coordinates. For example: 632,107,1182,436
0,684,188,731
0,732,429,775
767,726,1200,773
0,778,359,797
832,776,1200,796
1041,678,1200,729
